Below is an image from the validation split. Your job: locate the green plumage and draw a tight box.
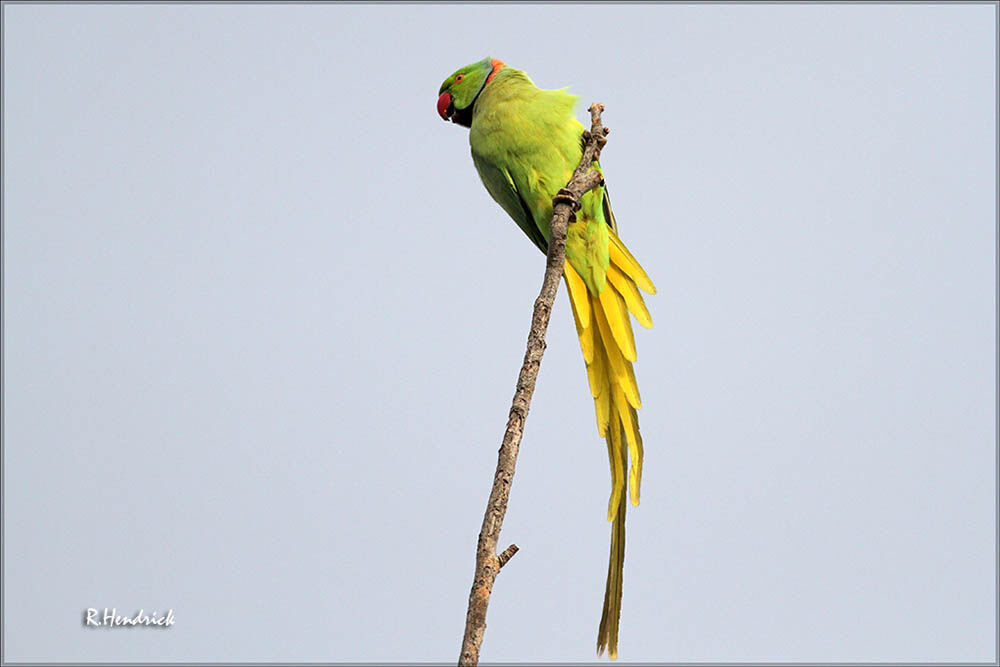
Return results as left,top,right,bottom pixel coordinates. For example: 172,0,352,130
441,59,612,294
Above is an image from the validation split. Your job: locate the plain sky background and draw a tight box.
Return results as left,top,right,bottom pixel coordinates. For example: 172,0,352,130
2,3,996,664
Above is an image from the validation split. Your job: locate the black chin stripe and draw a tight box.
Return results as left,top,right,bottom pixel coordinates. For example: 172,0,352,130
453,103,473,128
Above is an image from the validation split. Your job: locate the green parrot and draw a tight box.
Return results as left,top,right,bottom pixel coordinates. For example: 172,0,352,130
437,57,656,660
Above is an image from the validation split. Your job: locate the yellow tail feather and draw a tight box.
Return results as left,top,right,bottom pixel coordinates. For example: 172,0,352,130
564,237,651,660
614,385,642,506
565,261,592,337
607,264,653,329
598,412,628,660
609,232,657,295
605,380,626,522
593,302,642,410
598,283,637,362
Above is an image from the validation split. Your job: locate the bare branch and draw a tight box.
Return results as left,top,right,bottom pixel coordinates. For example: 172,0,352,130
458,103,610,667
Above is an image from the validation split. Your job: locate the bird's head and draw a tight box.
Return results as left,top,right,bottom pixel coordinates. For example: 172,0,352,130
437,57,505,128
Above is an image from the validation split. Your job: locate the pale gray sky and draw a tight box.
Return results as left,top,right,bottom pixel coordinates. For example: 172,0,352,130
3,3,996,663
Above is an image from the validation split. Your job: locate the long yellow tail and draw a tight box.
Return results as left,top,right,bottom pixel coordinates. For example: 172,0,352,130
564,230,655,661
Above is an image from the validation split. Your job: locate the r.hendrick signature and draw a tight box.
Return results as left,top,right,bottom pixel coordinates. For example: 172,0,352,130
84,608,175,628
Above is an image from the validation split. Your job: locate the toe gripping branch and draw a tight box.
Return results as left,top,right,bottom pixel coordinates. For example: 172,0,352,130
553,188,582,222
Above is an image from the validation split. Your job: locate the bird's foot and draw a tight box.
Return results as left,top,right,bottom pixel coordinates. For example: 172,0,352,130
553,188,581,210
553,188,581,222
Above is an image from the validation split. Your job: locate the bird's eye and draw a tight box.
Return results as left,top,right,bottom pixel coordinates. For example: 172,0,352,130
455,74,464,82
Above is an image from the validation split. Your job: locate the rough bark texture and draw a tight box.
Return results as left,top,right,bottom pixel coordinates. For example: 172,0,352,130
458,104,610,667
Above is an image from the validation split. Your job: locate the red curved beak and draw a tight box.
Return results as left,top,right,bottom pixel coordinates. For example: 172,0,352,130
437,91,453,121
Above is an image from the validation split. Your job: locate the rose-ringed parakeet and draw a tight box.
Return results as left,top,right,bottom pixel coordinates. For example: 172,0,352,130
437,57,656,660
